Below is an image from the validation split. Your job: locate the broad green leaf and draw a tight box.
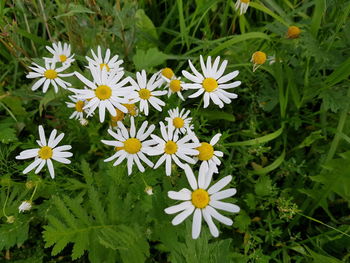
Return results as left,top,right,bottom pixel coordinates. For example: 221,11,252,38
325,57,350,88
249,2,288,26
133,48,168,70
254,176,273,196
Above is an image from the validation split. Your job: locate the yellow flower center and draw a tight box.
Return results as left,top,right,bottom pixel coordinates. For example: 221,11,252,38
123,103,137,116
162,67,174,79
75,101,84,112
139,89,152,100
287,26,301,39
173,117,184,128
38,146,53,160
252,51,267,65
100,63,110,71
111,108,125,122
44,69,57,79
202,78,218,92
169,79,181,92
197,142,214,161
123,138,142,154
95,85,112,100
164,141,178,154
191,189,210,208
59,54,67,62
240,0,250,3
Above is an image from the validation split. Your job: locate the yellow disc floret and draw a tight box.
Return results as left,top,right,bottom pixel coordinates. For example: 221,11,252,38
59,55,67,62
191,189,210,208
75,101,84,112
287,26,301,39
95,85,112,100
251,51,267,65
44,69,58,79
123,103,138,116
169,79,181,92
241,0,250,3
38,146,53,160
164,141,178,154
197,142,214,161
202,78,218,92
111,108,125,122
123,138,142,154
100,63,110,71
139,89,152,100
173,117,184,128
162,68,174,79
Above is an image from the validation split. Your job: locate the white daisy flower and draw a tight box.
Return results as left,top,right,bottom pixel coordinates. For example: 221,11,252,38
193,133,223,173
86,46,123,73
158,67,175,82
45,42,75,65
19,201,32,213
149,119,200,176
26,62,73,93
182,55,241,108
101,117,156,175
163,76,186,101
129,70,167,116
165,107,194,135
15,125,73,179
234,0,250,15
70,66,133,123
65,95,87,120
164,164,240,239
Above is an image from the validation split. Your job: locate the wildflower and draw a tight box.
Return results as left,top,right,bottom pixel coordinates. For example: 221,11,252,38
129,70,167,116
182,56,241,108
287,26,301,39
149,120,200,176
45,42,75,65
6,216,15,224
165,165,240,239
86,46,123,73
16,125,73,179
163,76,186,101
160,67,175,80
71,66,133,122
234,0,250,15
19,201,32,213
145,186,153,195
65,95,88,120
123,103,138,117
251,51,266,72
193,133,223,173
165,107,194,135
79,118,89,126
26,62,73,93
101,117,156,175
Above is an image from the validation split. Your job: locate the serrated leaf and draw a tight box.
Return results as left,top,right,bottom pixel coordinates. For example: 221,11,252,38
255,175,273,196
133,48,168,71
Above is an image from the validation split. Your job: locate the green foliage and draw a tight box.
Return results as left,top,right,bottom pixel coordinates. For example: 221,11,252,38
1,0,350,262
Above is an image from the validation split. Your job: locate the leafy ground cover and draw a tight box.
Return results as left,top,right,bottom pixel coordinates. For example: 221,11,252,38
0,0,350,262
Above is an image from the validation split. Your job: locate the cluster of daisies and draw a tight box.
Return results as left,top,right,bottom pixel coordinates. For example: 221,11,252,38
18,42,242,239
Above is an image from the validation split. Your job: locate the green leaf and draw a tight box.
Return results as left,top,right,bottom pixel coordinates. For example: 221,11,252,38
254,175,273,196
55,3,94,19
209,32,270,56
296,130,324,149
310,0,326,37
252,150,285,175
325,56,350,88
135,9,158,47
226,127,283,146
248,2,288,26
133,48,168,71
199,109,235,122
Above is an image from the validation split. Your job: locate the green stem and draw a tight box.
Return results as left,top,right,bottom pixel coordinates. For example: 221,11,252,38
29,183,39,202
2,185,10,219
